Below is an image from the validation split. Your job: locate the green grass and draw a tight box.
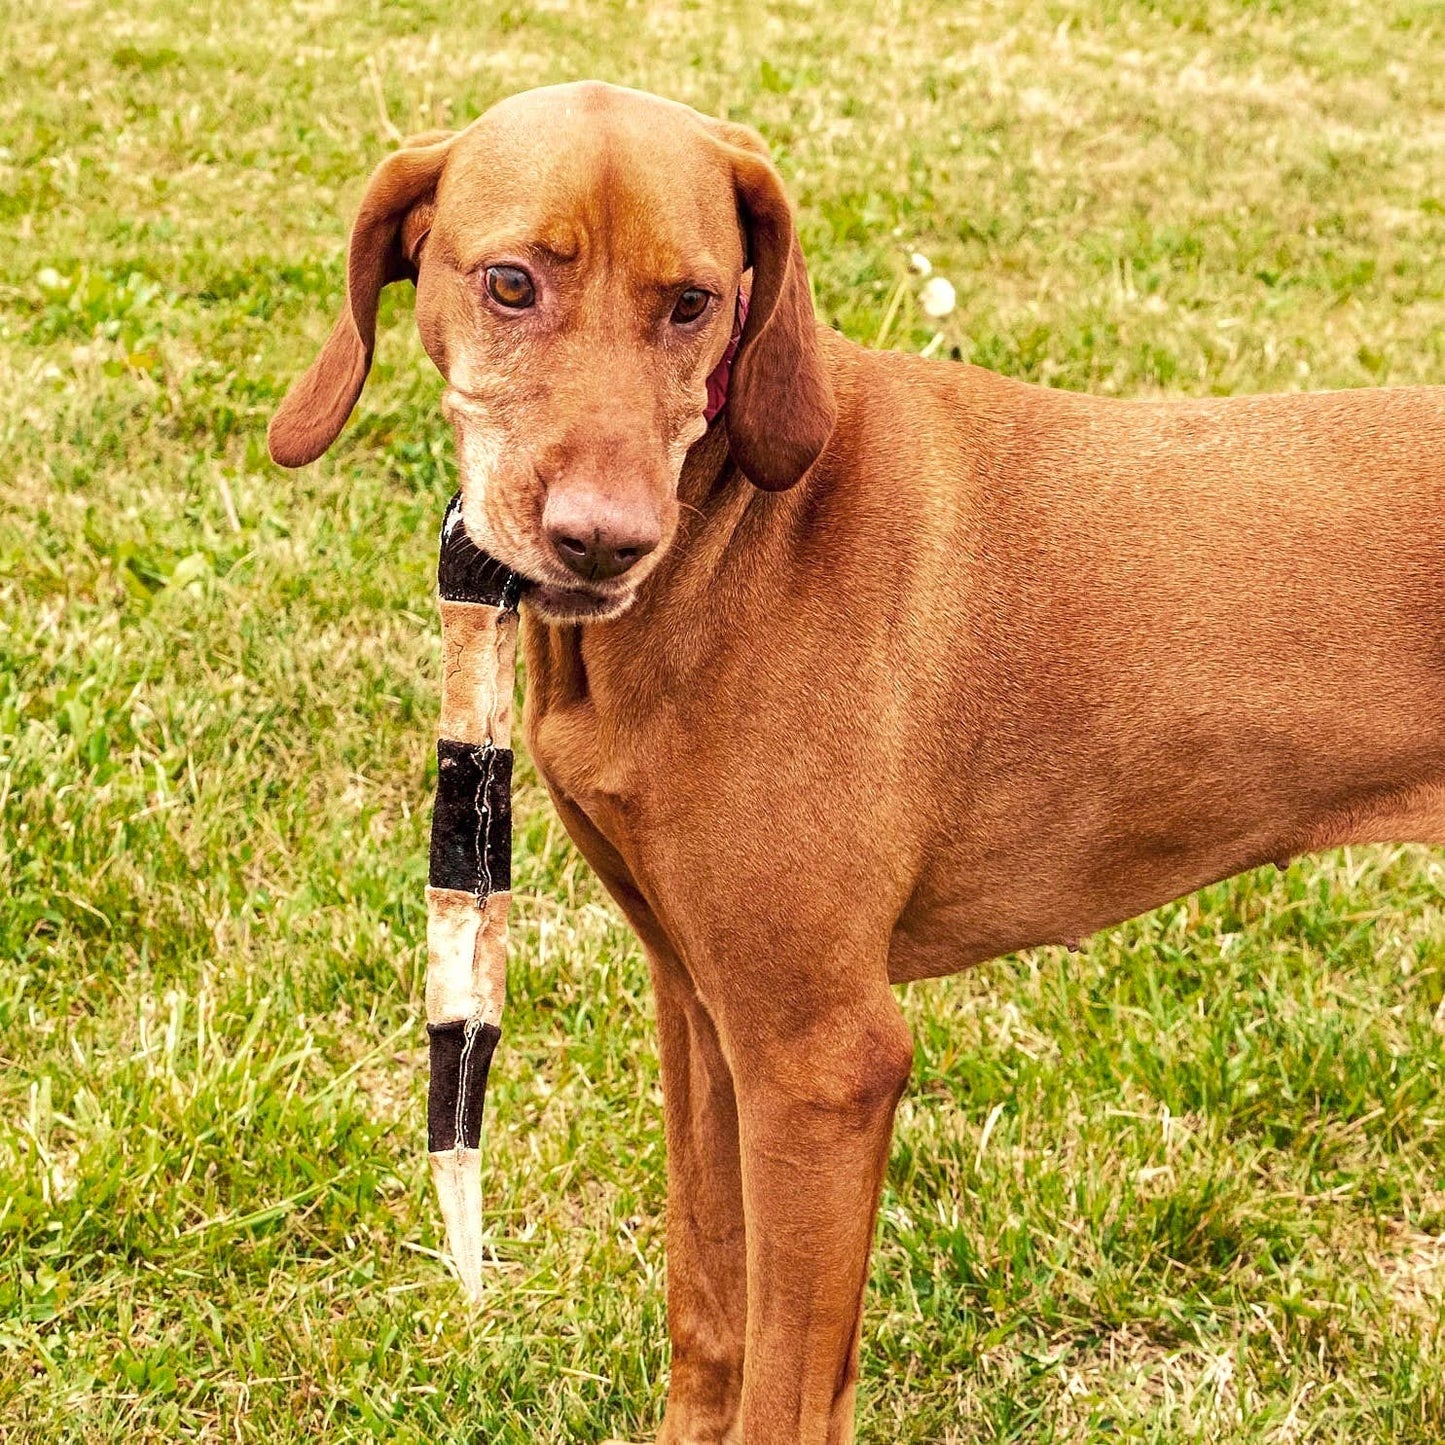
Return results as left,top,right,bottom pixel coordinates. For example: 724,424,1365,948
2,0,1444,1438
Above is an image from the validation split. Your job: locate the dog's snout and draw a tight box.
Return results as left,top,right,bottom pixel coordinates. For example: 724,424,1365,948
543,492,660,582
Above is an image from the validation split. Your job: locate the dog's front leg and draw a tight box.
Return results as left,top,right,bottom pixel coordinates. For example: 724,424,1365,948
534,790,748,1441
716,975,913,1444
650,951,748,1444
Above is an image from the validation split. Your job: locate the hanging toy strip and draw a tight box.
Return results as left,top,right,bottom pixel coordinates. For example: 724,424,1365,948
425,492,522,1301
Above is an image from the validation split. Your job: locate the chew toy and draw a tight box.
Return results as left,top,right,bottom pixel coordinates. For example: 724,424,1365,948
425,492,522,1301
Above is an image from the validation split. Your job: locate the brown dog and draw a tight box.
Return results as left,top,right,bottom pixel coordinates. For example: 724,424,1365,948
270,81,1445,1443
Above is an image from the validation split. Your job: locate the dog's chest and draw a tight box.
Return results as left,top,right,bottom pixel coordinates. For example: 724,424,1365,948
522,662,747,936
525,695,658,848
520,618,721,853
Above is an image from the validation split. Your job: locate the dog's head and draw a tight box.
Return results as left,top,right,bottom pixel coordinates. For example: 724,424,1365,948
268,82,835,622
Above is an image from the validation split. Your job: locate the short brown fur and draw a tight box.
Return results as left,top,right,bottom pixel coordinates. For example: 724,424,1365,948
272,83,1445,1443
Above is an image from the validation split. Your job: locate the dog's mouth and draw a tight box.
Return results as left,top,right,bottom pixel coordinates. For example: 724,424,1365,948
523,578,638,624
450,492,641,625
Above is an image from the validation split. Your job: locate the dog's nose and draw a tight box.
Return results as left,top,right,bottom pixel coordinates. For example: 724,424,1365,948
543,493,660,582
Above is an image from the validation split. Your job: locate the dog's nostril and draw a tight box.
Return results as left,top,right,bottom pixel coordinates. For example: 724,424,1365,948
543,505,660,582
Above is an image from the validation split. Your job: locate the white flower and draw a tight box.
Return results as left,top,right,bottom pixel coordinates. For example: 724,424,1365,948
919,276,956,319
908,251,932,277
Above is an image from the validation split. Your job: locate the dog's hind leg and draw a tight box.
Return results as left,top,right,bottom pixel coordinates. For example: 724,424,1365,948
1299,779,1445,854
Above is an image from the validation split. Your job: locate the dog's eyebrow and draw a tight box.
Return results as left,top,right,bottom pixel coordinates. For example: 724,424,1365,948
530,232,583,264
456,228,583,271
643,256,727,295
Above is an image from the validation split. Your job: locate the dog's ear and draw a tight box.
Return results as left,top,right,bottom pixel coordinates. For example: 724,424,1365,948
268,131,455,468
711,128,836,492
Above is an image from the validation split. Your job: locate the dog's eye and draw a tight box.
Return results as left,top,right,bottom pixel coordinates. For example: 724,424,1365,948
485,266,535,309
671,288,711,324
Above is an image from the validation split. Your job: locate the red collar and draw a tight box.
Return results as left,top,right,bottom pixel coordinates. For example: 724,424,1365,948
704,291,748,423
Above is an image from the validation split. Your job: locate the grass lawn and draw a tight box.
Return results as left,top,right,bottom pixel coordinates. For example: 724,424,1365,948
3,0,1445,1438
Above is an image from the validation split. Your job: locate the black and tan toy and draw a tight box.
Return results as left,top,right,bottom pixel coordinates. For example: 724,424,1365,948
425,491,522,1301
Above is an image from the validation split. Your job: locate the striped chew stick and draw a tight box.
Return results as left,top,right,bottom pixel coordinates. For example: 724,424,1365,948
425,492,522,1301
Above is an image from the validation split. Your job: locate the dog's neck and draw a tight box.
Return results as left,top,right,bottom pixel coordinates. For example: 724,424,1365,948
519,425,756,722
